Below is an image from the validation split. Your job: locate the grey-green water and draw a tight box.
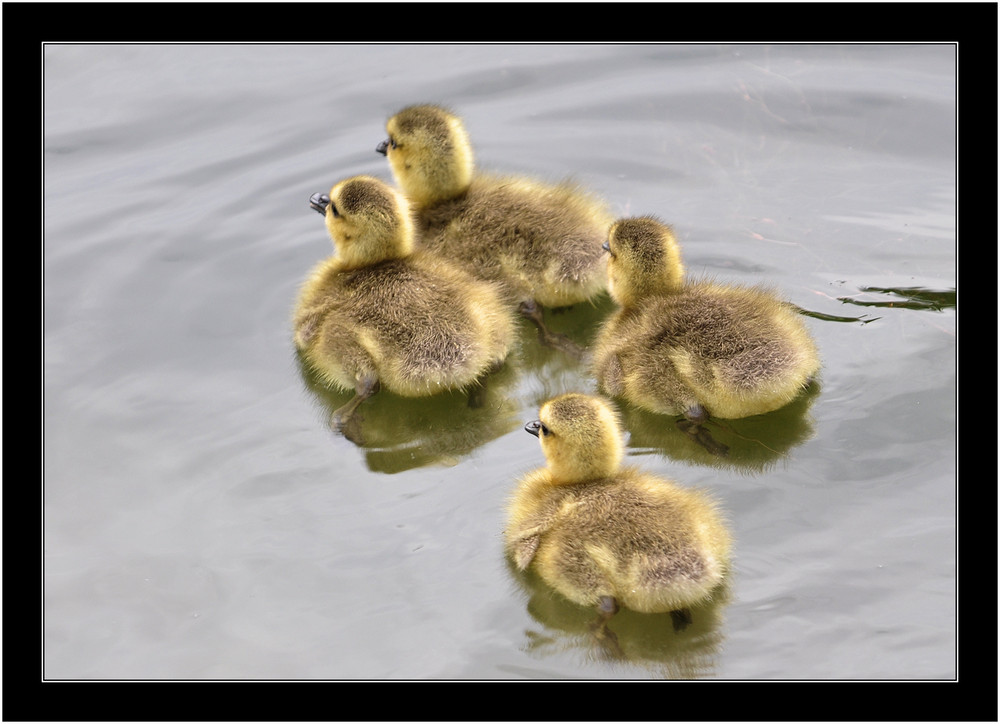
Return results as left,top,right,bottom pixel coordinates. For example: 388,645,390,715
43,43,956,680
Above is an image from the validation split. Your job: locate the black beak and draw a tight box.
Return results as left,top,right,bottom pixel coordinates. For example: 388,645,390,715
602,241,611,252
310,193,330,216
524,420,542,437
376,139,389,156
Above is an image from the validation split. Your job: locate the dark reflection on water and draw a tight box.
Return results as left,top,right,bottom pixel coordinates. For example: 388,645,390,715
506,560,730,679
620,381,821,474
297,278,822,477
296,350,523,474
296,295,618,473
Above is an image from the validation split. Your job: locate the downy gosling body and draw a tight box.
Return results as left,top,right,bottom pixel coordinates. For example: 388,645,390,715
376,104,613,355
592,216,820,430
505,393,732,645
294,175,516,438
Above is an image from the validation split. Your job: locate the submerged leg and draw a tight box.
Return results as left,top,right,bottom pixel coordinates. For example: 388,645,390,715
588,595,625,658
518,300,584,360
332,374,380,445
466,382,486,410
466,359,506,409
677,405,729,457
670,607,693,633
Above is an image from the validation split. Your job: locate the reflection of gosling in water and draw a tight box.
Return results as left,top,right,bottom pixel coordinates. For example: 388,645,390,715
592,216,820,454
504,393,732,655
376,104,612,357
294,175,516,442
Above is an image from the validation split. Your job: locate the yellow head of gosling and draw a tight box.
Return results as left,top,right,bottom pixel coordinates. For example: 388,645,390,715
525,393,625,484
604,215,686,308
310,174,415,270
377,104,474,208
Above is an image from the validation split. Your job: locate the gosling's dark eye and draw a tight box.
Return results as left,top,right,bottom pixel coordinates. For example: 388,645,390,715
390,137,398,149
539,423,551,436
329,202,339,218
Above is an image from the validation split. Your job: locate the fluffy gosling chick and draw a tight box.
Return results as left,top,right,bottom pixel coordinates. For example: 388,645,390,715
294,175,516,441
376,104,613,356
505,393,732,650
592,216,820,451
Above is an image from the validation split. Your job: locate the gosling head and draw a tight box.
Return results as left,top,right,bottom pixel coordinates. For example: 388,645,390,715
376,104,474,207
525,393,625,484
603,216,686,307
310,175,415,269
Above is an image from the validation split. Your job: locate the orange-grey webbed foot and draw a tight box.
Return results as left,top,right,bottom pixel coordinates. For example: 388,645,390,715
588,595,625,659
677,405,729,457
332,375,380,445
519,300,584,360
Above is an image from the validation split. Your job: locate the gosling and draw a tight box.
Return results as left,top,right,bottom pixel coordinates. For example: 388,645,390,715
592,216,820,452
504,393,732,651
376,104,613,356
294,175,516,441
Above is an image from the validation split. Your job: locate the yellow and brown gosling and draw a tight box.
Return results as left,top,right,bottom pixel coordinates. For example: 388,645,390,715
505,393,732,654
376,104,613,357
294,175,517,442
592,216,820,454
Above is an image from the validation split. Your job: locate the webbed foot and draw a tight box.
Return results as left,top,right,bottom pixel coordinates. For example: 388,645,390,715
332,408,366,446
518,300,584,360
588,596,625,658
331,375,380,446
677,415,729,457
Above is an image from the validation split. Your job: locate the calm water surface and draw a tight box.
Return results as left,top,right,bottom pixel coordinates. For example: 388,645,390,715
43,43,956,680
